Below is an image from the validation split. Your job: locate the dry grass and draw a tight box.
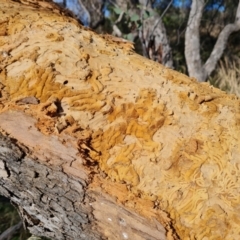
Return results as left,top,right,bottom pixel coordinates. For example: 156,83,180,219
212,57,240,97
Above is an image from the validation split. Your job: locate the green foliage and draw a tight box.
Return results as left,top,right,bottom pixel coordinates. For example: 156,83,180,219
0,195,50,240
108,4,155,38
0,195,31,240
112,7,122,15
160,6,188,73
130,13,140,22
105,0,240,82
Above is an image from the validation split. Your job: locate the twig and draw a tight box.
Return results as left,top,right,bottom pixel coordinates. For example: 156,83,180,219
0,221,23,240
149,0,173,39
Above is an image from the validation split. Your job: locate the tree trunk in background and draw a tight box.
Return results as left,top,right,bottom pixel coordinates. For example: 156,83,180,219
77,0,105,29
140,13,173,68
138,0,173,68
113,0,173,68
1,0,240,240
185,0,240,82
184,0,205,81
53,0,104,28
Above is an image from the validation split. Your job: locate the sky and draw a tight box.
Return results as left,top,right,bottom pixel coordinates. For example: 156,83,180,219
173,0,191,8
53,0,225,25
53,0,225,11
172,0,225,11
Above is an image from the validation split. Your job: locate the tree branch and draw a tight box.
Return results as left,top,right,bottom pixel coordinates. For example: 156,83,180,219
0,222,23,240
185,0,240,82
184,0,205,81
204,0,240,78
149,0,173,38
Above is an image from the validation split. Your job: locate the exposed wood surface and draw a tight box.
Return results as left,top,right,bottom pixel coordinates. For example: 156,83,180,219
0,111,167,240
1,0,240,239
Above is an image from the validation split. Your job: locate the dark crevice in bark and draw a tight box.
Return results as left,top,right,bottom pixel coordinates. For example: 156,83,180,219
3,161,10,177
0,132,101,240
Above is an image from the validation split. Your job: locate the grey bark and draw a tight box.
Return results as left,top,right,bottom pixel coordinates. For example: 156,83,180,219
140,12,173,68
54,0,173,67
80,0,105,29
185,0,240,82
184,0,205,81
0,132,100,240
113,0,173,68
204,1,240,78
138,0,173,68
0,111,166,240
67,0,91,26
53,0,104,28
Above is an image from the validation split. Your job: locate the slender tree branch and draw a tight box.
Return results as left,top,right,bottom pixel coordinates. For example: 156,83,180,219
115,10,125,24
0,222,23,240
236,0,240,22
112,11,124,37
149,0,173,39
107,0,119,8
203,0,240,79
185,0,240,81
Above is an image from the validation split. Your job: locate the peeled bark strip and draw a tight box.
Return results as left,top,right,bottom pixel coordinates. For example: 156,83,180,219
1,0,240,239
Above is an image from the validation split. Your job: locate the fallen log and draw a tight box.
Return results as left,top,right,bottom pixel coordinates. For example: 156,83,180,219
0,0,240,239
